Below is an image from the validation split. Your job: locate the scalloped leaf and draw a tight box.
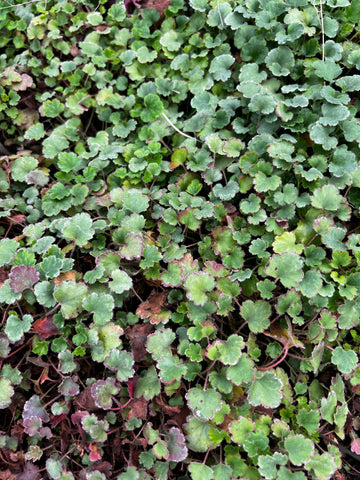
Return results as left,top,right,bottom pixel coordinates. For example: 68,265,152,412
186,387,222,421
9,265,39,292
53,281,88,319
91,378,119,410
248,372,283,408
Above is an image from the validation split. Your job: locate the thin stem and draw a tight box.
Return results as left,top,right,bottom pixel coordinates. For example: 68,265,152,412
258,346,289,371
162,113,200,142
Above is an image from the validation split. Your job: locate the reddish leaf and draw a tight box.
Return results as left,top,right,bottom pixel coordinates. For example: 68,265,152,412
50,413,67,427
89,443,102,462
9,266,39,292
71,411,89,426
127,378,138,399
33,316,59,340
351,438,360,454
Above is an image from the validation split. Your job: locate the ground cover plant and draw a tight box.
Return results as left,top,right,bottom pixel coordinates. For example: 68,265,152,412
1,0,360,478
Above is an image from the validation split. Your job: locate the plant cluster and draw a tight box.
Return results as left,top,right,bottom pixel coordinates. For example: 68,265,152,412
1,0,360,478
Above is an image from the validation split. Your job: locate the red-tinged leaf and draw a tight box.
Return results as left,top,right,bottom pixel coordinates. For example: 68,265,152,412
50,413,67,427
351,438,360,454
33,316,59,340
9,265,39,292
170,147,187,170
89,442,102,462
166,427,188,462
127,378,138,399
71,411,89,426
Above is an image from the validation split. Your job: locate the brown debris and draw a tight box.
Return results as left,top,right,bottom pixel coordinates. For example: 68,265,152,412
125,323,153,362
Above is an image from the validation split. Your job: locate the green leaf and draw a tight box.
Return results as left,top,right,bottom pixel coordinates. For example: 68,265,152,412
249,93,277,114
331,346,358,374
213,180,240,201
296,409,320,435
248,372,283,408
141,94,163,122
158,355,187,383
265,47,295,76
105,349,134,381
297,270,322,298
147,329,175,360
185,273,215,306
229,417,255,445
5,314,33,342
24,122,45,140
11,156,38,182
58,350,77,374
40,98,64,117
272,232,303,254
63,213,94,246
40,256,63,279
258,452,288,480
311,185,343,211
309,123,337,150
211,334,244,365
160,31,182,52
109,270,133,294
135,366,161,400
226,354,254,385
240,300,271,334
209,55,234,81
186,388,222,421
179,208,202,231
0,378,14,408
83,293,114,325
0,239,19,266
185,415,217,452
53,281,88,319
312,60,342,82
91,378,119,410
188,463,214,480
305,453,337,479
285,435,314,466
266,252,304,288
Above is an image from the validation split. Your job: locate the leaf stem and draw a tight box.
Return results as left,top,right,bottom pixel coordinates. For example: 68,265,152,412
258,346,289,371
